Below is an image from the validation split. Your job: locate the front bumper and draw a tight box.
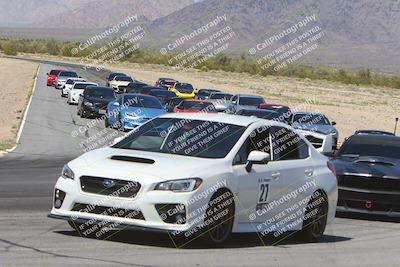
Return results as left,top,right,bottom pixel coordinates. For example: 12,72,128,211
175,92,195,99
82,105,107,117
48,176,204,232
337,187,400,217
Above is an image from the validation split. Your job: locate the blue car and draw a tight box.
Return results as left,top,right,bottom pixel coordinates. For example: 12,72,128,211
105,94,166,131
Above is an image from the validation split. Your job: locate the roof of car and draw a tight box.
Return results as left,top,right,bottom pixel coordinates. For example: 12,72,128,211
346,134,400,144
159,113,285,127
292,112,324,116
86,86,113,90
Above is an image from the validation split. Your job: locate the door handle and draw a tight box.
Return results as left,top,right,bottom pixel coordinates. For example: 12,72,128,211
271,172,280,180
304,169,314,177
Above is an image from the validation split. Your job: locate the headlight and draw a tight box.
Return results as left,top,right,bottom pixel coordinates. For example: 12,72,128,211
84,101,93,107
125,112,140,119
154,178,202,192
61,164,75,180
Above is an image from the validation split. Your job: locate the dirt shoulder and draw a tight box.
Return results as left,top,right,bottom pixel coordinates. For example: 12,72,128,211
19,54,400,142
0,56,38,154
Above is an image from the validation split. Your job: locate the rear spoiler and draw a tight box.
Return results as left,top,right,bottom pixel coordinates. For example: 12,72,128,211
296,130,334,154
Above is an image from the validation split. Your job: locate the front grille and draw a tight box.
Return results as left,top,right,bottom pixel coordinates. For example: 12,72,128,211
305,135,323,148
72,202,145,220
80,176,141,198
339,175,400,192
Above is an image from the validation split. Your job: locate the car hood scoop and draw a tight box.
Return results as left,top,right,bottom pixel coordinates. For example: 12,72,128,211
354,156,398,167
110,155,155,164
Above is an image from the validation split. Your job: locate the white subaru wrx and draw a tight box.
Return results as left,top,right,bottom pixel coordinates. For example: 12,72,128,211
49,113,337,244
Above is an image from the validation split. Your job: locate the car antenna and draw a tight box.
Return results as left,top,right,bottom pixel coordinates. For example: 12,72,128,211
395,117,399,136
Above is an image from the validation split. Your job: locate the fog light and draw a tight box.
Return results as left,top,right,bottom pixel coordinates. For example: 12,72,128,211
155,204,186,224
54,189,66,209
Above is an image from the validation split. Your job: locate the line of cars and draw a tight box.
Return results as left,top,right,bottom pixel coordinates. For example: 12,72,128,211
47,68,399,245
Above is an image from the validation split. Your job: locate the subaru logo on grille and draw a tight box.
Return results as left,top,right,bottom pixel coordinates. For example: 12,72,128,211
102,179,115,188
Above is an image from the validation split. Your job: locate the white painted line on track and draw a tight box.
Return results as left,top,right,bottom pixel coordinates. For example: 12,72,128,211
7,65,41,153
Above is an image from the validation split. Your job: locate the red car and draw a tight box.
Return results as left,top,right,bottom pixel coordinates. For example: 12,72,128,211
155,78,177,89
46,69,64,86
173,99,217,113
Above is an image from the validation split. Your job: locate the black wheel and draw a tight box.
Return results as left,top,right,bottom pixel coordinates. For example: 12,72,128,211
299,191,328,242
104,117,110,128
204,190,235,244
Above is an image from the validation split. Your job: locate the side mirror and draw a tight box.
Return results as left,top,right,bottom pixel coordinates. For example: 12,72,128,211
246,151,271,172
113,102,120,106
46,73,49,75
79,76,82,78
332,121,337,126
79,93,83,97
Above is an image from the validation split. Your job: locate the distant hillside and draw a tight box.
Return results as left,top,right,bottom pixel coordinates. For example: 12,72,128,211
143,0,400,73
0,0,95,27
38,0,195,29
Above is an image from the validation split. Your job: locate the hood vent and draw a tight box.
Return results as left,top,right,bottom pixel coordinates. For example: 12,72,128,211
110,155,155,164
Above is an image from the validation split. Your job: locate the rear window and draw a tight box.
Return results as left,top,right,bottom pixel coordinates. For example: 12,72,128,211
50,70,61,75
239,97,264,106
59,71,78,77
181,101,215,111
210,93,233,100
74,83,95,90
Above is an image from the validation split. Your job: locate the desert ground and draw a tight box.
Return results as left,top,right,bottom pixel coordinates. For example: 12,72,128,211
10,54,400,143
0,57,37,152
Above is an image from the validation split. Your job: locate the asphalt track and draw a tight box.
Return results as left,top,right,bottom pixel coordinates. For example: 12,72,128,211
1,58,400,266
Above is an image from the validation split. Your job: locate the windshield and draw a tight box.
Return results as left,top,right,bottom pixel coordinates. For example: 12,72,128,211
59,71,78,77
113,118,245,158
150,91,176,98
50,70,61,75
181,101,215,111
86,89,115,99
239,97,264,106
292,114,330,125
74,83,95,90
239,110,279,119
210,93,232,100
175,83,194,93
338,139,400,159
123,95,162,109
116,76,133,82
161,80,176,86
109,73,125,80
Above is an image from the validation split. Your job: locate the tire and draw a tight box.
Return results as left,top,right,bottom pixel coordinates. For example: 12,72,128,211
104,117,110,128
299,191,328,242
204,189,235,245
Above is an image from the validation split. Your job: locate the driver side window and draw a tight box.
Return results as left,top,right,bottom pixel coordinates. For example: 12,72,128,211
233,126,272,165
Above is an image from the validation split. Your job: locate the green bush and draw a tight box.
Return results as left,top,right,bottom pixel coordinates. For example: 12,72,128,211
2,42,17,55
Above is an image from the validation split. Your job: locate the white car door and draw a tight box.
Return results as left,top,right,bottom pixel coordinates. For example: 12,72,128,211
232,125,284,225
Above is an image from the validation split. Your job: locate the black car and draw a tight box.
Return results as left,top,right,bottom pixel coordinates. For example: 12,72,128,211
165,97,184,112
355,130,395,136
149,89,177,105
77,86,116,118
125,81,149,94
106,72,127,87
196,89,221,100
155,78,177,89
140,86,160,95
333,134,400,217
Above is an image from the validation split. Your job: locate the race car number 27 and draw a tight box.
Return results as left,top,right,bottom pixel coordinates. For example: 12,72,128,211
258,183,269,204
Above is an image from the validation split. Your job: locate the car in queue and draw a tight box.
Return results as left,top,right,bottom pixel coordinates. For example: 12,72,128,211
165,97,184,113
149,89,177,106
196,89,221,100
55,71,80,89
47,69,64,86
169,82,196,99
207,92,233,112
49,113,337,244
77,86,116,118
67,82,98,105
109,76,134,93
235,109,282,121
61,78,86,97
290,112,339,150
125,81,150,94
155,78,177,89
332,134,400,217
106,72,127,87
173,99,217,113
105,94,166,131
226,94,266,114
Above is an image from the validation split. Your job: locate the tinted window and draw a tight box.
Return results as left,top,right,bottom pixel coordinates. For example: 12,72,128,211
74,83,95,89
109,73,125,80
175,83,194,93
210,93,233,100
85,89,115,99
59,71,78,77
234,126,271,165
150,91,176,98
239,97,264,106
292,113,330,125
113,118,245,159
237,110,280,120
272,127,308,160
50,70,61,75
180,101,215,111
338,138,400,159
115,76,133,82
123,95,162,109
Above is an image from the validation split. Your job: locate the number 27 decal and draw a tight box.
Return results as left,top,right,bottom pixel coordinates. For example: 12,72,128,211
258,183,269,204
